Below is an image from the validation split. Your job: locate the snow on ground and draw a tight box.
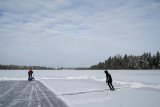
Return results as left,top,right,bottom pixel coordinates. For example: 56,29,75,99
0,70,160,107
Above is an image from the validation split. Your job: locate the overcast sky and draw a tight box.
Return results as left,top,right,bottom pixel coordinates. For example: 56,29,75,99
0,0,160,67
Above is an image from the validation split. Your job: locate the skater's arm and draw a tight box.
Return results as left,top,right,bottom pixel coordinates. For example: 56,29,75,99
106,75,109,82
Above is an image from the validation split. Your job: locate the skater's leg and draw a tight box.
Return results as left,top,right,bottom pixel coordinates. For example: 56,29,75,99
108,82,112,90
111,84,115,90
110,81,115,90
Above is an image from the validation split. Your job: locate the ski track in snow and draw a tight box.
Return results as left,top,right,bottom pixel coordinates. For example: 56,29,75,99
60,87,127,96
0,80,69,107
60,89,108,96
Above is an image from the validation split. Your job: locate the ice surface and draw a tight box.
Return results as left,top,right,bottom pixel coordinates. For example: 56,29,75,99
0,80,68,107
0,70,160,107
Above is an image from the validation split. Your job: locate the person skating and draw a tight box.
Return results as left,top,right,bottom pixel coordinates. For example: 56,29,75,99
104,70,115,90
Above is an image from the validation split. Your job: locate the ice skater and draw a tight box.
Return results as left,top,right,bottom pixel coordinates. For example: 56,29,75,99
104,70,114,90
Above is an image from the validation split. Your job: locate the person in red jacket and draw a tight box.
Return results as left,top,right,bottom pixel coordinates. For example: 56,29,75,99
28,68,33,78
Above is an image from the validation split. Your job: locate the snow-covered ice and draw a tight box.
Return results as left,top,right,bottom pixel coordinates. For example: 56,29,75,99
0,70,160,107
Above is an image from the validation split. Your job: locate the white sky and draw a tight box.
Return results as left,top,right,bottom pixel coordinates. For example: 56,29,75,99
0,0,160,67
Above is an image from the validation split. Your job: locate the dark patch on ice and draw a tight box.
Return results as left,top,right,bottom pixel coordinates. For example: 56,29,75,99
0,80,69,107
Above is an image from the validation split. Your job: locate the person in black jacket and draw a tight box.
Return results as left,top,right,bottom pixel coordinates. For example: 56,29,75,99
104,70,114,90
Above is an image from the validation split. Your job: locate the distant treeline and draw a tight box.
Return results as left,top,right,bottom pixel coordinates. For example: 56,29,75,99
90,51,160,70
0,64,55,70
0,64,90,70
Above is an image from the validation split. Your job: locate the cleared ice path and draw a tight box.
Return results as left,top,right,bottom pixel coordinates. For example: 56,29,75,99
0,80,69,107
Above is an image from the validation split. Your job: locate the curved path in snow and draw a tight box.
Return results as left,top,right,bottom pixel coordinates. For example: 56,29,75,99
0,80,68,107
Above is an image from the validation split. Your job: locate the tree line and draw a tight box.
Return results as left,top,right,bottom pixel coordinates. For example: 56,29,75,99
90,51,160,70
0,64,55,70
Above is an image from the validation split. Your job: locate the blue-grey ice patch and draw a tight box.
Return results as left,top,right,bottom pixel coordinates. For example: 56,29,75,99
0,80,69,107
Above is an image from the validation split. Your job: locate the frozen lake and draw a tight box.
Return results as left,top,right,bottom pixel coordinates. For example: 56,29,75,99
0,70,160,107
